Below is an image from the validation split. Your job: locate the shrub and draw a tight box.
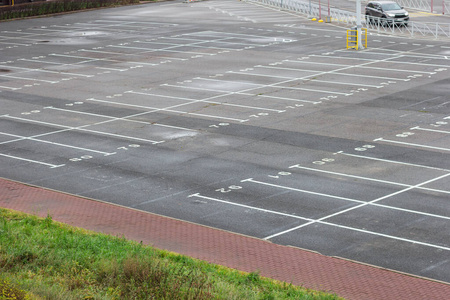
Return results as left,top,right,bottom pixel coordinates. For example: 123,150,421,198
0,0,141,20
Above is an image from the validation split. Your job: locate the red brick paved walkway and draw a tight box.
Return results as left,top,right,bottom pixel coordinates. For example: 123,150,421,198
1,177,449,299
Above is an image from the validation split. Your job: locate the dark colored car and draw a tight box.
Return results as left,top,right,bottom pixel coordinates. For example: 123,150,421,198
365,1,409,26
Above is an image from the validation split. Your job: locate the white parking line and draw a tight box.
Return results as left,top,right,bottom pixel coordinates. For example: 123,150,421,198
307,79,383,88
268,83,351,96
288,164,450,195
87,97,250,123
188,192,311,221
337,151,450,172
227,70,309,80
52,52,163,65
241,178,365,203
0,153,65,168
158,85,286,113
0,85,21,90
188,192,450,251
109,44,216,56
199,75,324,104
0,74,58,84
0,131,115,156
261,172,450,246
136,37,248,51
374,137,450,152
46,107,197,132
191,77,321,104
3,115,164,145
231,61,410,84
411,126,450,134
0,41,32,46
312,54,450,68
1,65,94,78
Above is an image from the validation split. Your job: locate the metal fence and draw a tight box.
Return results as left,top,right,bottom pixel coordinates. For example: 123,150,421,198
396,0,450,15
246,0,450,38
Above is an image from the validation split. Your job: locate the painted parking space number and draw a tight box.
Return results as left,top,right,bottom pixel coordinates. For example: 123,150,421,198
215,185,242,193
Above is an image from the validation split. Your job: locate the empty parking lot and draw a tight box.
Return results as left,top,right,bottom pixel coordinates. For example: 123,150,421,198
1,0,449,283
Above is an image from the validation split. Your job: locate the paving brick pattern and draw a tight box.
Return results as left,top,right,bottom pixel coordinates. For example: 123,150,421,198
1,177,449,299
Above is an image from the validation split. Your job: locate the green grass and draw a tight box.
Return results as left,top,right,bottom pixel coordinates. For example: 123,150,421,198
0,208,343,299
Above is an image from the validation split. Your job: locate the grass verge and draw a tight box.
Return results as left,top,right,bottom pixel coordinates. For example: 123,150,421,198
0,208,343,299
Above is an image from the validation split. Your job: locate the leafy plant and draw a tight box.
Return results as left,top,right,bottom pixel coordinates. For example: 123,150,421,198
0,209,343,299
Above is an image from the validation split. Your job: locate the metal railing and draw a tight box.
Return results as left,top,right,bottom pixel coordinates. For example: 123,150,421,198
246,0,450,38
396,0,450,15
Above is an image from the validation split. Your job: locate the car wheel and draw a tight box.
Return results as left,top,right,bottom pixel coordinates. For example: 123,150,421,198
365,14,371,24
381,16,387,26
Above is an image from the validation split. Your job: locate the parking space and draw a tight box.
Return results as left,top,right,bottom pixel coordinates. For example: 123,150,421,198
0,0,449,283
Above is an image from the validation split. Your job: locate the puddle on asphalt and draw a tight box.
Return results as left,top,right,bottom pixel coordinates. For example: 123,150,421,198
37,31,108,45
